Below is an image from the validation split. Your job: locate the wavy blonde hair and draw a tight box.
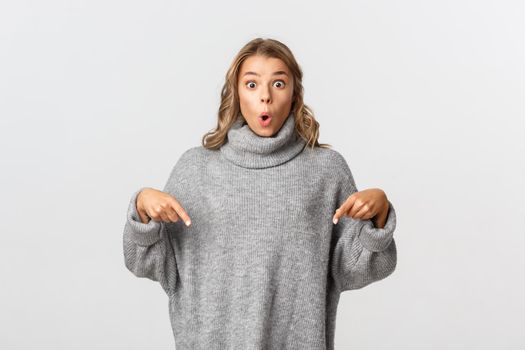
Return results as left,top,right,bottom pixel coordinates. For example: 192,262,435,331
202,37,332,150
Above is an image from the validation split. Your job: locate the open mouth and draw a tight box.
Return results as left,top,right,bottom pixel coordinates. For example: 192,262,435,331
258,113,272,127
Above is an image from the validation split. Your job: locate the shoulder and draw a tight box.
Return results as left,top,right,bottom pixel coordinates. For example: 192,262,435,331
302,146,357,189
176,145,217,165
303,146,353,175
170,145,221,175
163,146,214,191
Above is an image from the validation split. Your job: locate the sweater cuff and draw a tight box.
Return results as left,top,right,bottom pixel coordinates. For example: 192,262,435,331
357,200,396,252
126,188,162,246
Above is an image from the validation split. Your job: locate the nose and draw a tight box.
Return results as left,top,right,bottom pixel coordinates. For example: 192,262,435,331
260,86,271,104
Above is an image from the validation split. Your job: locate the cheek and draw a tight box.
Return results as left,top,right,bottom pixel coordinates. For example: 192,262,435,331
239,91,256,106
280,89,294,104
237,90,246,106
238,91,253,115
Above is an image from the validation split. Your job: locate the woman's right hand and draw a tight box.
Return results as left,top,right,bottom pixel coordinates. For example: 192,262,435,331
136,188,192,226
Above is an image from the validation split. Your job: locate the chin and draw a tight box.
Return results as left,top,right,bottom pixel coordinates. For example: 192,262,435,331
246,120,274,137
254,128,275,137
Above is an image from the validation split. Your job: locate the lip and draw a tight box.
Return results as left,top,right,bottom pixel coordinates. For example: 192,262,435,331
258,112,272,127
259,111,273,119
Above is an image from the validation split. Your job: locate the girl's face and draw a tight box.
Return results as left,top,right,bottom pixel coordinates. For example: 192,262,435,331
237,55,294,137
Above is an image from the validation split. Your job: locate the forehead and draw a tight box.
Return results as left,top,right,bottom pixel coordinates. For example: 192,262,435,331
239,55,290,75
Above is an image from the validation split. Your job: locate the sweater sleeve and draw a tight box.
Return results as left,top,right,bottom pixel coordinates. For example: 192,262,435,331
330,164,397,292
122,149,196,295
122,187,179,296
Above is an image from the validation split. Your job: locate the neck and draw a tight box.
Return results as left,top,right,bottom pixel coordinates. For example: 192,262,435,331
220,112,307,169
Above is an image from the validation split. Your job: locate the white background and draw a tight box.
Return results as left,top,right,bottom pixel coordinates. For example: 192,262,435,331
1,0,524,349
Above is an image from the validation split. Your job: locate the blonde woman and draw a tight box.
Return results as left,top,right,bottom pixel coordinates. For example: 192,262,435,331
123,37,397,350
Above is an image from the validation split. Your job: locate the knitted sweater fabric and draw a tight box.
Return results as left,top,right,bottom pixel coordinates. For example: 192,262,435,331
123,112,397,350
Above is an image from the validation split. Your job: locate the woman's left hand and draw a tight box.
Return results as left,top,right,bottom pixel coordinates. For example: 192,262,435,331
332,188,389,225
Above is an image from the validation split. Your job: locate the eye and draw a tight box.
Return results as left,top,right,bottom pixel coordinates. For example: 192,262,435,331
273,80,286,88
246,81,256,89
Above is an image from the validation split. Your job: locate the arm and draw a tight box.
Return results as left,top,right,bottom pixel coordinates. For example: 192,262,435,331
122,149,196,295
122,187,179,296
330,178,397,292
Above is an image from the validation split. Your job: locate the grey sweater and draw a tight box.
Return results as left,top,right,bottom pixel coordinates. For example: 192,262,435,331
123,113,397,350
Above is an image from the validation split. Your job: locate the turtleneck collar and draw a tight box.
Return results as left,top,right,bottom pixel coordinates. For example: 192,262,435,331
220,112,307,169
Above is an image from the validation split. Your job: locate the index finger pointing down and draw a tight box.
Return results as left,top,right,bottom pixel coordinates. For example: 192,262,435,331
169,196,192,226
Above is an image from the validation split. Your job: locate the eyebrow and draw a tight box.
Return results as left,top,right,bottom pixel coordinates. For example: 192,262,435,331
242,71,289,77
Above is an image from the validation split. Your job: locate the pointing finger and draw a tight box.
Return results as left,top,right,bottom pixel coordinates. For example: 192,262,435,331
333,194,356,224
169,196,192,227
164,204,180,223
332,207,346,225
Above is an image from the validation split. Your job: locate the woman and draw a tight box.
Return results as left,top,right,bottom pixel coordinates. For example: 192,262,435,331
123,37,397,350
